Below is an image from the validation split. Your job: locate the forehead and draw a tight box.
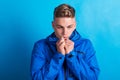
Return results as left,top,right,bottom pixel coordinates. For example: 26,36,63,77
54,17,75,25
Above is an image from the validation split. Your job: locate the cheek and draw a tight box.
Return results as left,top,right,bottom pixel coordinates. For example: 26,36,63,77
55,29,62,35
69,28,75,35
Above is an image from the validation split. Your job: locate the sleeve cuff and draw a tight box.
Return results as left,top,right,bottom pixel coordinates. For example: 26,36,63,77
66,50,76,58
53,52,65,64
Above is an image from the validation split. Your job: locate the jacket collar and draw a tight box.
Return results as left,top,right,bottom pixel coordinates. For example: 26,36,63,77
46,29,81,46
46,30,83,53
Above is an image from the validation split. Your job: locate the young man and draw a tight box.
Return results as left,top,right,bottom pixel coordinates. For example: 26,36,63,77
31,4,100,80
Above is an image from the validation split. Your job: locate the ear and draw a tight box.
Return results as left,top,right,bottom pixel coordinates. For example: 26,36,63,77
74,21,76,29
73,18,76,28
52,21,55,29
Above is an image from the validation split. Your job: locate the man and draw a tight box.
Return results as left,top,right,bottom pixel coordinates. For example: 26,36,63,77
31,4,100,80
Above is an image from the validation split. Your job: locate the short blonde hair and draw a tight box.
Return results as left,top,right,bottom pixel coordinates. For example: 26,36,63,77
54,4,75,19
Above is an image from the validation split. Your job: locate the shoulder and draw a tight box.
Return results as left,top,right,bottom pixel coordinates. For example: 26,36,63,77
75,38,96,58
35,39,46,46
33,39,47,51
32,39,48,56
75,37,95,53
79,38,93,47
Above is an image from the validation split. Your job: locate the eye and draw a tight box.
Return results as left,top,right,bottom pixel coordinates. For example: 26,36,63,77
67,25,73,28
57,26,63,29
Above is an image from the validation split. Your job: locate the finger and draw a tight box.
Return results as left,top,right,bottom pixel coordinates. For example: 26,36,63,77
67,39,73,44
65,40,74,47
57,37,65,45
65,39,70,44
64,39,69,44
59,41,65,47
56,37,62,45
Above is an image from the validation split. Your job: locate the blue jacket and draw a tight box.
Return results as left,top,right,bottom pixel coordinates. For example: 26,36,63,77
31,30,100,80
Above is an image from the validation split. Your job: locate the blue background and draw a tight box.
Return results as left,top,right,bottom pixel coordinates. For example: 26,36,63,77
0,0,120,80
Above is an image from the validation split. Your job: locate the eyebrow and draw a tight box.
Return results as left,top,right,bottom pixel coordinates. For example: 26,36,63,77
56,24,73,28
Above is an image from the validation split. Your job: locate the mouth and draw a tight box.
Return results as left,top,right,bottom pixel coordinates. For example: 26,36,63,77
63,37,68,40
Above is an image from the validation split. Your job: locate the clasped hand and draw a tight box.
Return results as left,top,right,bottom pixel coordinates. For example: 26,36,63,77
56,37,74,55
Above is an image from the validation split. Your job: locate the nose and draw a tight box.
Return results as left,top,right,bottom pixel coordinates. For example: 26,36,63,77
63,28,67,35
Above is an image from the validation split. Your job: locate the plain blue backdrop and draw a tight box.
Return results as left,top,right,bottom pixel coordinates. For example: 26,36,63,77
0,0,120,80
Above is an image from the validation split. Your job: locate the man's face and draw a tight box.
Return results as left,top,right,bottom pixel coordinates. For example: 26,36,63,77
52,17,76,39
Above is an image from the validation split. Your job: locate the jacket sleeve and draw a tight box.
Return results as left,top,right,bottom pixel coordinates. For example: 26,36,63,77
65,40,100,80
30,42,65,80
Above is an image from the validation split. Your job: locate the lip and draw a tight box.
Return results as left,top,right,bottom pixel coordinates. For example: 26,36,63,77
63,37,68,40
63,37,67,38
